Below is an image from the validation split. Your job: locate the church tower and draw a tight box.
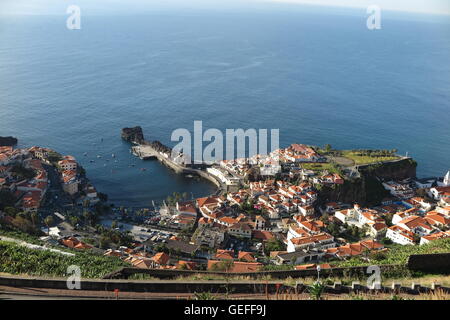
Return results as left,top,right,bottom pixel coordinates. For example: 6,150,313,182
444,170,450,187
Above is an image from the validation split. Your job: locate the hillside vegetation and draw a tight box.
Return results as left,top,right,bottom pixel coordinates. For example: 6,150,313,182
334,238,450,268
0,240,128,278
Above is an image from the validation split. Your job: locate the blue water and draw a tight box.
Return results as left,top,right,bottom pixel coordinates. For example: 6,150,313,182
0,6,449,206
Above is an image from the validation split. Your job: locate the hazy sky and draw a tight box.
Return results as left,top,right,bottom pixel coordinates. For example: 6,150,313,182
267,0,450,15
1,0,449,15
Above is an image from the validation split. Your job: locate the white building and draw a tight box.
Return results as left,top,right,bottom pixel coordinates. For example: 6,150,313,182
437,170,450,187
386,225,415,245
58,159,78,171
207,166,240,186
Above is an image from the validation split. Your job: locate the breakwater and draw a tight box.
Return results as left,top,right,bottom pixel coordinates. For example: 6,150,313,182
123,129,227,193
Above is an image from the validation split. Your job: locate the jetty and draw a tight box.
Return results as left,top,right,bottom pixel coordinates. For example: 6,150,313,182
131,144,189,174
125,135,238,194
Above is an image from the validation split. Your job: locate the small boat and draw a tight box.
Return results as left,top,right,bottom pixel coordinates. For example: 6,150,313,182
97,155,102,158
140,168,147,171
112,153,116,158
83,152,88,156
90,160,95,163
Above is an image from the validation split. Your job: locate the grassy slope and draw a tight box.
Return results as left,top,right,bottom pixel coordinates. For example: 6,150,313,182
334,238,450,267
341,150,400,165
0,240,128,278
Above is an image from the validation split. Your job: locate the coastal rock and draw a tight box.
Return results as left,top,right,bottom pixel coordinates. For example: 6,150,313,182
318,158,417,206
0,136,18,146
149,140,172,155
121,126,144,143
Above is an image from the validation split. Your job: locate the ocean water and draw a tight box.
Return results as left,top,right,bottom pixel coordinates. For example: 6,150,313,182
0,7,449,206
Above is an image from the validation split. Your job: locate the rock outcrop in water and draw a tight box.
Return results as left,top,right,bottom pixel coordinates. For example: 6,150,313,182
121,127,172,154
0,136,18,146
121,126,144,143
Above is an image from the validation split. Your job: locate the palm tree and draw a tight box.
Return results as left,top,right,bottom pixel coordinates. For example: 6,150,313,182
44,215,54,235
30,212,38,227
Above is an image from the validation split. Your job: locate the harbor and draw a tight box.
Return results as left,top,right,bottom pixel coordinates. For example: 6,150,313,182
127,138,233,194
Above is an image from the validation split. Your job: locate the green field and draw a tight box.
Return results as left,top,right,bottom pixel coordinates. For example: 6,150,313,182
341,150,400,165
301,162,342,174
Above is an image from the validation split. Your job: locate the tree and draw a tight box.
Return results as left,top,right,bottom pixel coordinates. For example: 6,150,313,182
30,212,39,227
211,260,234,272
47,151,63,163
83,210,92,226
0,191,17,210
44,216,55,234
82,199,91,208
98,192,108,202
324,144,332,153
264,238,285,255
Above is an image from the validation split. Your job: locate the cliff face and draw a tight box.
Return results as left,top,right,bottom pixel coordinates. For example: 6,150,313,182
318,158,417,207
317,177,389,207
357,158,417,180
0,136,18,146
121,127,144,143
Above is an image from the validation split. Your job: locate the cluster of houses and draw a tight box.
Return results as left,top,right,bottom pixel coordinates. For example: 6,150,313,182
0,144,102,218
193,179,318,239
30,146,99,205
4,140,450,274
218,143,325,178
0,146,48,213
121,158,449,272
329,171,450,246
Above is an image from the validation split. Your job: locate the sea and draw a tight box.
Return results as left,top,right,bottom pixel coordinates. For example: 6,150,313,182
0,5,449,207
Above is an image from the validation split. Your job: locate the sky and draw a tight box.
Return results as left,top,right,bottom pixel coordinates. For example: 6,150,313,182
0,0,449,16
266,0,450,15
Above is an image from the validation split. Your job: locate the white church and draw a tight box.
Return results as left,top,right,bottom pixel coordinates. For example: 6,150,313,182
437,170,450,187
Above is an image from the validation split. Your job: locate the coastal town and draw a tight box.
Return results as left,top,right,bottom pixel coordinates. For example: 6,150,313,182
1,135,450,275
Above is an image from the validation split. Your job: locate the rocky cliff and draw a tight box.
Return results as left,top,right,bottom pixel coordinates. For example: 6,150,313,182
317,158,417,207
121,127,144,143
357,158,417,180
0,136,18,146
